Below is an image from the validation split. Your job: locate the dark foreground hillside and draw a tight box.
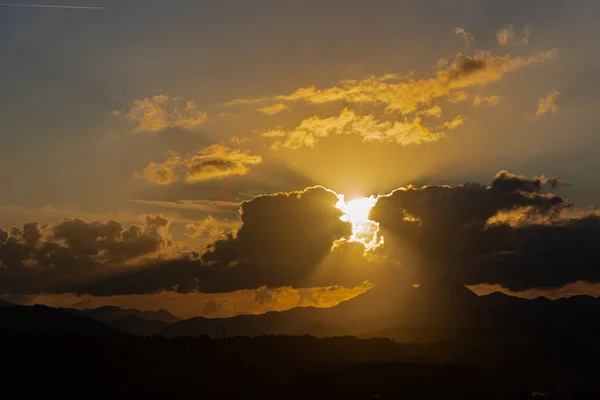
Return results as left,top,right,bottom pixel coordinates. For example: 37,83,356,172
2,330,600,400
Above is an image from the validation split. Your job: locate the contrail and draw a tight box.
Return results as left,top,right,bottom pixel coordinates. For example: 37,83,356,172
0,3,104,10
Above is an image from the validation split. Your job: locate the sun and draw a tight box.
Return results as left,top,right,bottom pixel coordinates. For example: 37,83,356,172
335,195,384,251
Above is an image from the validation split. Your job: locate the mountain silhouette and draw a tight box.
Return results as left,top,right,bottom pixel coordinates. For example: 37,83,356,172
60,305,180,336
0,299,16,307
0,305,124,336
6,281,600,341
66,305,180,324
109,315,171,337
162,280,600,339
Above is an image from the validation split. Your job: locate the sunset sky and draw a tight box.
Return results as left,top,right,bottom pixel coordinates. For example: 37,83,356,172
2,0,600,318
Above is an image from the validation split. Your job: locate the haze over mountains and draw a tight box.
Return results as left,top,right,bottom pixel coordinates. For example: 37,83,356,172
3,282,600,340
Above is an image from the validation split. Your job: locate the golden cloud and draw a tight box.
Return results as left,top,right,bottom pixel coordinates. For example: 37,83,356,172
136,144,262,184
121,95,208,132
449,90,469,103
258,103,290,115
10,282,372,319
536,90,560,117
230,136,250,144
185,216,238,243
468,281,600,301
454,27,475,47
419,105,443,118
137,162,178,185
262,108,447,150
496,25,514,46
222,46,557,151
234,49,556,118
223,96,269,107
439,114,466,130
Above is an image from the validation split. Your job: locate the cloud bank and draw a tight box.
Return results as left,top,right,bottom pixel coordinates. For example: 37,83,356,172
3,171,600,297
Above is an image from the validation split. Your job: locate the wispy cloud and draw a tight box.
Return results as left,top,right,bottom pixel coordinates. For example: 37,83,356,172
495,25,514,46
247,48,557,150
454,27,475,47
260,108,446,150
536,90,560,117
258,103,290,116
130,199,240,213
229,49,557,117
117,95,208,133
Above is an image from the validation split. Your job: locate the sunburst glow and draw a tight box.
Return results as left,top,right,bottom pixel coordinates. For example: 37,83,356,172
335,195,384,251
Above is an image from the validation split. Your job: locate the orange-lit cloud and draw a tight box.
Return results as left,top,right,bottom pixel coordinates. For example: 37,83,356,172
223,96,269,107
419,105,443,118
230,135,250,144
454,27,475,47
2,171,600,300
136,161,179,185
449,90,469,103
136,144,262,184
468,281,600,300
185,215,238,243
536,90,560,117
440,114,466,130
7,282,372,319
0,215,185,295
495,25,514,46
258,103,290,115
261,108,446,150
495,25,531,46
120,95,208,132
232,47,556,150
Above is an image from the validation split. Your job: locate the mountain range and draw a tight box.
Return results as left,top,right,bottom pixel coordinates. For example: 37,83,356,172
3,282,600,341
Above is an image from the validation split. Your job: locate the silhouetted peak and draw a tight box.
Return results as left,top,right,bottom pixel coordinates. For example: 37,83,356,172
0,299,16,307
0,305,124,336
94,306,121,312
532,296,551,303
416,280,478,302
77,306,181,323
479,291,525,308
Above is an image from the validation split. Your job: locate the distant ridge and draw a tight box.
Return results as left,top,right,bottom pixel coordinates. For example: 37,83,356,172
0,299,17,308
61,305,181,336
72,306,181,324
0,305,124,336
6,282,600,340
162,280,600,338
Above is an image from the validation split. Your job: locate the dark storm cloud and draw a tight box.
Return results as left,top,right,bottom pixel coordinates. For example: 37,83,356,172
370,170,600,291
0,186,355,296
470,213,600,290
197,185,352,292
0,216,179,295
2,171,599,296
491,170,567,193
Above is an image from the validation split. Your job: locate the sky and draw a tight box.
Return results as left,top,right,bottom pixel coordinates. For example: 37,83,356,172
2,0,600,318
